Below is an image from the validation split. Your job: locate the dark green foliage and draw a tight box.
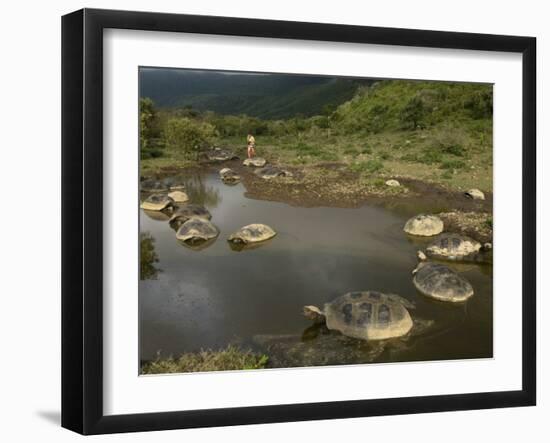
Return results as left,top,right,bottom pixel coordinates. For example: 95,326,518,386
140,98,165,159
365,104,390,133
464,89,493,119
399,96,426,129
164,118,217,159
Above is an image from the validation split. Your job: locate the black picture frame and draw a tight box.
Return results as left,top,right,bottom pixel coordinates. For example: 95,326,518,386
62,8,536,435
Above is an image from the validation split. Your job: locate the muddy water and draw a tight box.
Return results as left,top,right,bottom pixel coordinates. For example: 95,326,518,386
139,172,492,367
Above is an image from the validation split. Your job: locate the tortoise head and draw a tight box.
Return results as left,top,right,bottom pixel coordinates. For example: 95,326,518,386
303,305,325,324
412,261,428,275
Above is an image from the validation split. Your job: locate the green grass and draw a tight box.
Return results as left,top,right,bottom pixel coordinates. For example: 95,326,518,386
141,79,493,193
141,346,269,374
440,159,467,170
349,159,384,174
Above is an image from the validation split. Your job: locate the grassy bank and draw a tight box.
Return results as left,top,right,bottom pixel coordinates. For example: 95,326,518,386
141,79,493,193
141,346,269,374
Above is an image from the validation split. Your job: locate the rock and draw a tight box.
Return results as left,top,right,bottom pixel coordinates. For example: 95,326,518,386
464,188,485,200
243,157,267,167
483,242,493,250
385,179,400,187
167,190,189,203
403,214,444,236
417,250,427,261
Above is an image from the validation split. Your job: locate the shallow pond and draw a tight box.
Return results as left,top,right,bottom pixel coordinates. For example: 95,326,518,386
139,172,493,368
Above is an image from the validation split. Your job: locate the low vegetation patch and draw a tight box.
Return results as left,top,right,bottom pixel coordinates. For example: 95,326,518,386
141,346,269,374
350,159,384,174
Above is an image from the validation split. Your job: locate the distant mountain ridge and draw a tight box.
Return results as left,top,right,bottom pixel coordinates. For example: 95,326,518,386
139,69,371,119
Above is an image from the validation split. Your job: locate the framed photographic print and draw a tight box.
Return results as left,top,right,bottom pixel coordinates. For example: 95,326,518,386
61,8,536,435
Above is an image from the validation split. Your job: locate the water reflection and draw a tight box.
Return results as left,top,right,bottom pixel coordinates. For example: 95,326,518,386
143,209,171,222
139,171,493,366
177,237,217,251
170,173,221,208
140,232,161,280
228,238,275,252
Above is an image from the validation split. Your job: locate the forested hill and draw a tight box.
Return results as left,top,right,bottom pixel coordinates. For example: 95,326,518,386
139,68,371,119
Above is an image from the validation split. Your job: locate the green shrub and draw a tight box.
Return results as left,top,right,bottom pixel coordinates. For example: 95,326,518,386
399,96,426,129
464,90,493,119
379,151,392,160
140,98,165,158
365,104,390,133
419,147,443,164
164,118,216,159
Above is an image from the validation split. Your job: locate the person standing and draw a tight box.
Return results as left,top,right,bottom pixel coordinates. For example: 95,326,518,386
247,133,256,158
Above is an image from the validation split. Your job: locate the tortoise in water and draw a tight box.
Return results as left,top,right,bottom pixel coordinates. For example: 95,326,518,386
303,291,414,340
169,204,212,230
140,194,174,211
204,148,239,162
140,180,169,193
254,165,292,180
160,176,186,191
403,214,444,236
219,167,241,184
425,233,481,261
167,190,189,203
412,262,474,302
142,209,171,222
228,224,276,244
176,218,219,245
243,157,267,167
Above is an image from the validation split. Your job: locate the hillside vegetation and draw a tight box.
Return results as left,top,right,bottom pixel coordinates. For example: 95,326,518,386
140,68,369,119
140,79,493,192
